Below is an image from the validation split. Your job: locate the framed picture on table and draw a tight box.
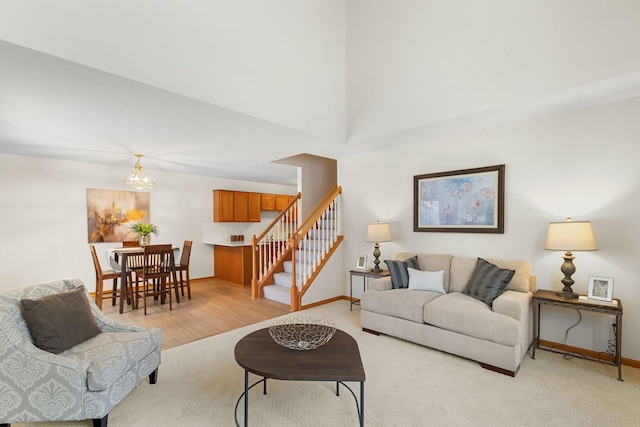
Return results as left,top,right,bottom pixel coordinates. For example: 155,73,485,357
355,255,368,270
587,276,614,302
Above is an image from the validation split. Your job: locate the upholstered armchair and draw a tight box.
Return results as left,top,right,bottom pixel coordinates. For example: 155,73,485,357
0,278,162,427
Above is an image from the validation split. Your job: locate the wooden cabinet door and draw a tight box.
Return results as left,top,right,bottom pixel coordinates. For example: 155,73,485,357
213,190,235,222
248,193,261,222
234,191,249,222
213,245,252,285
275,194,289,211
261,194,275,211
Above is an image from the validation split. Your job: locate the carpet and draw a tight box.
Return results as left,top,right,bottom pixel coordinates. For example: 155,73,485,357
15,300,640,426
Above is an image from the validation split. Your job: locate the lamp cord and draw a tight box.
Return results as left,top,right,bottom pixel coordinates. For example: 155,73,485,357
560,309,582,360
555,310,617,361
601,323,617,358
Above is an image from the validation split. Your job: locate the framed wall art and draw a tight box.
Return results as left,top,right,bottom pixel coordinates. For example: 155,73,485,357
87,188,150,243
587,276,614,302
414,164,505,233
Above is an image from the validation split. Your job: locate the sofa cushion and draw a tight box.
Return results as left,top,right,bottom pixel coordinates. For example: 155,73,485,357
61,328,162,391
361,289,441,323
485,258,531,293
423,292,519,346
464,258,515,306
395,253,453,291
450,257,531,293
407,268,445,294
384,256,419,289
19,285,102,354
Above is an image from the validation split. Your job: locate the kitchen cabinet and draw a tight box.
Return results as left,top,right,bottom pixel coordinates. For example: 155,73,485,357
275,194,290,211
235,191,261,222
213,244,253,286
261,193,275,211
213,190,261,222
213,190,235,222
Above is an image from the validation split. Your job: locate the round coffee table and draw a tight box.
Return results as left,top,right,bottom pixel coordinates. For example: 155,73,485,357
234,326,365,426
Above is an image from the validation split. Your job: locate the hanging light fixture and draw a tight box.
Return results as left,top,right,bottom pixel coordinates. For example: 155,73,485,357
123,154,156,190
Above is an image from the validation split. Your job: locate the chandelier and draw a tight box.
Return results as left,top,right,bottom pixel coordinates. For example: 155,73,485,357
123,154,156,190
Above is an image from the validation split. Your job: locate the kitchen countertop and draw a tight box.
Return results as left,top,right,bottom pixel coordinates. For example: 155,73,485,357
210,241,251,247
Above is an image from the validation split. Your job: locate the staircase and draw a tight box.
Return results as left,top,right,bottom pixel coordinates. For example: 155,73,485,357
263,209,338,305
252,186,343,311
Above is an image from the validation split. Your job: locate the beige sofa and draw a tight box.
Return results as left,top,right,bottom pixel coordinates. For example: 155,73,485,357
360,253,535,376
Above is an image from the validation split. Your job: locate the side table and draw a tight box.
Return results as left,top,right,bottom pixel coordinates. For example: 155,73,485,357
349,269,390,311
531,289,623,381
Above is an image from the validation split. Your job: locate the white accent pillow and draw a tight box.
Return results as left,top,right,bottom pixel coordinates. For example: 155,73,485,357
407,268,446,293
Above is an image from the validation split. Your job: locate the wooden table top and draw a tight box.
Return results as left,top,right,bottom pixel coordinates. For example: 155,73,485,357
234,327,365,382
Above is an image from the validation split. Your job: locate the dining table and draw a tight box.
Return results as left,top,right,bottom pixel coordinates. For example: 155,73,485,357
106,246,181,314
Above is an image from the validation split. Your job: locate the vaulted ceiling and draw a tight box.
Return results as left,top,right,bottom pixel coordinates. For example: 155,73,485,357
1,1,639,185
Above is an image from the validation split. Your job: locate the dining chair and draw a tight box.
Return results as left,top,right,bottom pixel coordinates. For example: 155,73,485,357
176,240,193,299
89,244,125,310
134,244,174,315
122,240,140,247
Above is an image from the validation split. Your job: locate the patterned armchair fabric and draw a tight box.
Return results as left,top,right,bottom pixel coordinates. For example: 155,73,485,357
0,278,162,426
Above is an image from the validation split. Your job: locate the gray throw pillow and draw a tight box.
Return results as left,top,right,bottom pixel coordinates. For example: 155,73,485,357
464,258,515,306
384,256,420,289
20,285,102,354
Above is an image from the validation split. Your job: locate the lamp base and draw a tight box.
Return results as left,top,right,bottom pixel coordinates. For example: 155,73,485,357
556,290,579,299
372,242,382,273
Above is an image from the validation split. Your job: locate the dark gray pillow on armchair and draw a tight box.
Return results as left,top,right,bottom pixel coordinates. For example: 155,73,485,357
384,256,420,289
464,258,515,306
20,285,102,354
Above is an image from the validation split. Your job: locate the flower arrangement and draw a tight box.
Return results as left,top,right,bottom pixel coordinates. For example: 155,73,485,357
129,222,159,237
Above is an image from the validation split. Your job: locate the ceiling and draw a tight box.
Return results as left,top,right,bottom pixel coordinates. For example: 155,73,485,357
1,1,639,185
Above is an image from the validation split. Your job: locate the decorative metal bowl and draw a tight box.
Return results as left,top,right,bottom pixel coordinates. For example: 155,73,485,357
268,317,336,350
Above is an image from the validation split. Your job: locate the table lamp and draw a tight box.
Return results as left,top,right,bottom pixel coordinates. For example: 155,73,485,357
545,217,597,298
366,221,392,273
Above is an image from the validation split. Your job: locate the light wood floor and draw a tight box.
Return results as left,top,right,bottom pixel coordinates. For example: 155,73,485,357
101,278,290,350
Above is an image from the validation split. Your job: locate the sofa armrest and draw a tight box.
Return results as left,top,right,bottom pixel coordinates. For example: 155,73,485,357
492,290,532,321
89,303,145,333
369,276,392,291
0,308,92,374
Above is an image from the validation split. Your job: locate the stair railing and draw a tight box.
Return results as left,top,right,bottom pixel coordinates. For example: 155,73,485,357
289,186,342,311
251,193,301,299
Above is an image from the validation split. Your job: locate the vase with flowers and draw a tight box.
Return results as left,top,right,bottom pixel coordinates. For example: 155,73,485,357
129,222,159,246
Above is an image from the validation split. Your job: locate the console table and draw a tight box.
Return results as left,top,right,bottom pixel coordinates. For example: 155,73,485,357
531,289,623,381
349,269,390,310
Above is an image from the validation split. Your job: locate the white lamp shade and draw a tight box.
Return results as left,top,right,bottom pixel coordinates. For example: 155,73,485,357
545,220,597,251
366,222,392,243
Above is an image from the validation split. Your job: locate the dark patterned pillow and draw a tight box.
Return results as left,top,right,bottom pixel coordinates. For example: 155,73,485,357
464,258,515,306
20,285,102,354
384,256,420,289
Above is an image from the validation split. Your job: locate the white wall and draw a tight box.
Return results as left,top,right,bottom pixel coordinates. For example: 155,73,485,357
339,96,640,360
0,0,347,141
0,153,295,291
346,0,640,141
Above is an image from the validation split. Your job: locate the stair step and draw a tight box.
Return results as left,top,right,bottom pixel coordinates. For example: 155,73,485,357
306,226,335,237
298,238,333,251
263,284,290,305
274,271,307,287
284,260,293,274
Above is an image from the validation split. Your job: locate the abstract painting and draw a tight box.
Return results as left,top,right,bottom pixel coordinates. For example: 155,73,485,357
87,188,150,242
414,165,504,233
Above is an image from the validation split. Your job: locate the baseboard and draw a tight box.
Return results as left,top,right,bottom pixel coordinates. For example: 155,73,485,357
539,339,640,369
300,295,345,310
